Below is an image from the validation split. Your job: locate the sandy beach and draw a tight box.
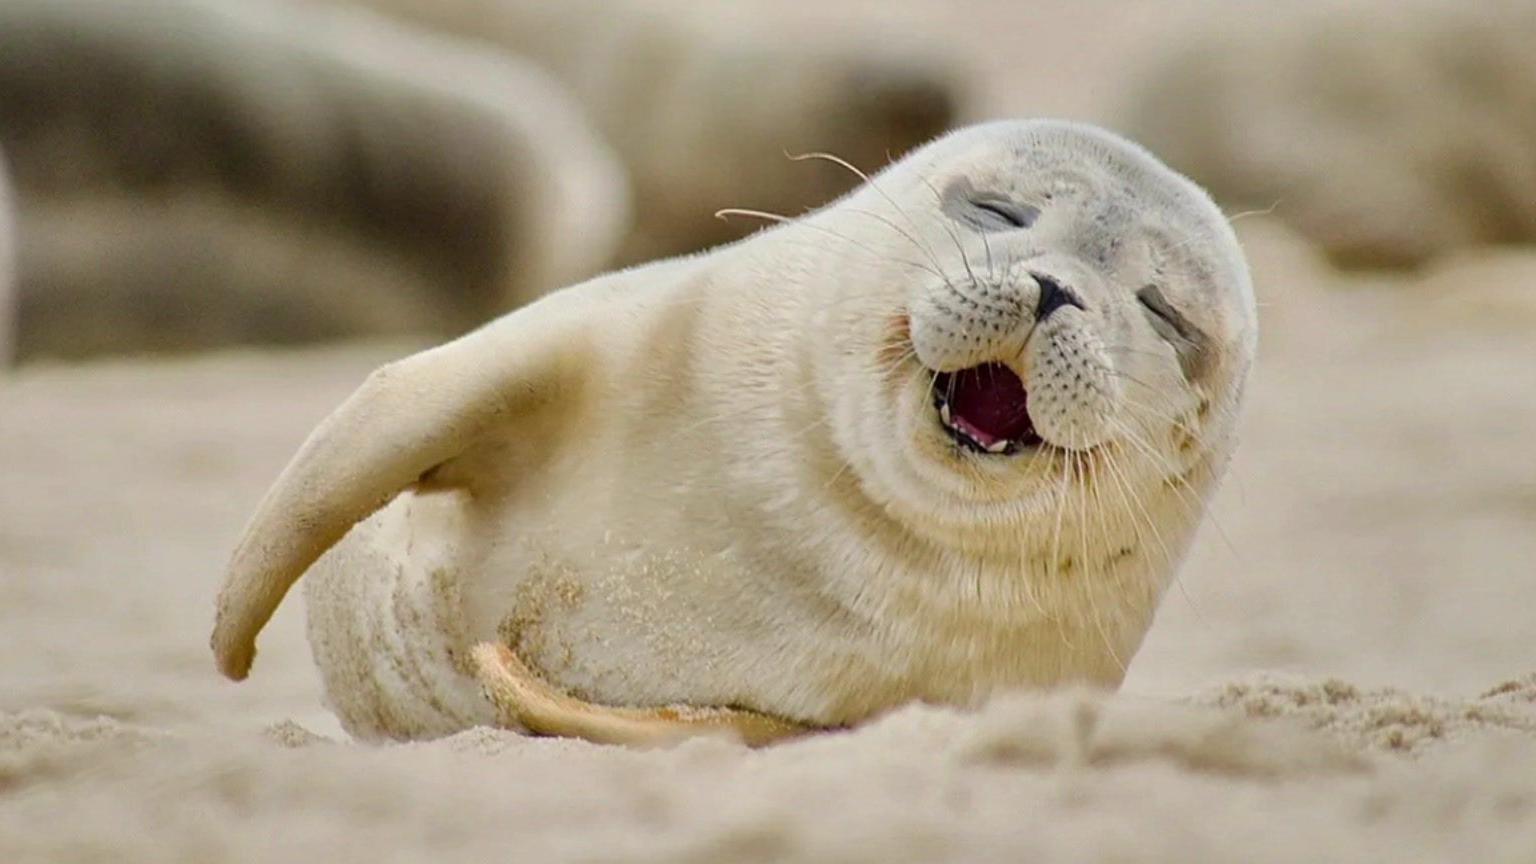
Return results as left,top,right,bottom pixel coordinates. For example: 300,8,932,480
5,216,1535,861
4,1,1536,860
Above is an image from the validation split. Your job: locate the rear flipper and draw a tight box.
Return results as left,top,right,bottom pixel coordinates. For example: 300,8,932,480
470,642,809,748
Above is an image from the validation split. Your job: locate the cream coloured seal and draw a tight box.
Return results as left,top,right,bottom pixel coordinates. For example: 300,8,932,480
211,120,1257,746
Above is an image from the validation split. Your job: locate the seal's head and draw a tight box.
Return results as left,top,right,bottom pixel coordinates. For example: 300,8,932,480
798,120,1256,547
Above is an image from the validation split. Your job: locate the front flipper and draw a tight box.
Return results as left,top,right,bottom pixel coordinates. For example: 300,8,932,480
211,297,589,681
470,642,809,748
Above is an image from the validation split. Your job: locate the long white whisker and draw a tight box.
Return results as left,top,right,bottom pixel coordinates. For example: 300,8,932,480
915,175,980,287
718,208,943,280
1099,439,1204,623
844,206,948,278
788,151,947,267
1077,451,1127,674
1110,417,1243,565
1047,447,1077,651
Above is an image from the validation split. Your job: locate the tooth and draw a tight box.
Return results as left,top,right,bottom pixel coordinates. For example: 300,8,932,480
986,439,1010,453
940,403,952,425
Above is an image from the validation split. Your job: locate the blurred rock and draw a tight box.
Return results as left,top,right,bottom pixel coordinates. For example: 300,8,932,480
326,0,961,263
1120,1,1536,270
0,0,626,362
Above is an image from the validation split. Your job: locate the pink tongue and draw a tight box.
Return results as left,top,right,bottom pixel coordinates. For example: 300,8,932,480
947,363,1033,446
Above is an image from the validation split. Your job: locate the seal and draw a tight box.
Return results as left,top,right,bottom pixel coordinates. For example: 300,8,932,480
329,0,957,263
211,120,1257,746
1119,1,1536,269
0,0,625,360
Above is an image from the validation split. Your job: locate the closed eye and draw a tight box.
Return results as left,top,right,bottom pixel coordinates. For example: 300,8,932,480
1137,285,1210,380
1137,285,1196,342
967,197,1039,231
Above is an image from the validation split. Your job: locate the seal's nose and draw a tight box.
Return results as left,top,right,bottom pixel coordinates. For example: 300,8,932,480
1032,273,1085,322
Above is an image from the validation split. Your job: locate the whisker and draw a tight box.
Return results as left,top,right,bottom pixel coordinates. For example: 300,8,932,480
718,208,944,280
915,175,980,288
1046,445,1077,651
1077,450,1127,674
1110,417,1243,565
1225,200,1281,224
788,151,948,274
844,206,948,278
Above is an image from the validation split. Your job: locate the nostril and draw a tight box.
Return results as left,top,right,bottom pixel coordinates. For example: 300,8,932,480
1032,273,1085,322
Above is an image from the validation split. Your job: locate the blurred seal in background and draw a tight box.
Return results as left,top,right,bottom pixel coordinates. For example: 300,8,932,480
0,0,957,364
1120,0,1536,270
0,0,627,362
327,0,960,264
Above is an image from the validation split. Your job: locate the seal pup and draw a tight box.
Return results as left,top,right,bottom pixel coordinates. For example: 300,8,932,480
212,120,1257,746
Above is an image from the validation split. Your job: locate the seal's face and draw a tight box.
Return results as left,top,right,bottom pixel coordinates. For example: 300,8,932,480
811,120,1256,539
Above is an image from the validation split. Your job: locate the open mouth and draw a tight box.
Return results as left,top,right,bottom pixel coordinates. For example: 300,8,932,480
932,363,1042,455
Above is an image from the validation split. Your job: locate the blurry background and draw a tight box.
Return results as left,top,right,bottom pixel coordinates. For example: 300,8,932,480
1,0,1534,730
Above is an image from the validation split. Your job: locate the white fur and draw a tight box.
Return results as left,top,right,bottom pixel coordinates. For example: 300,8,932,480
212,120,1257,741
